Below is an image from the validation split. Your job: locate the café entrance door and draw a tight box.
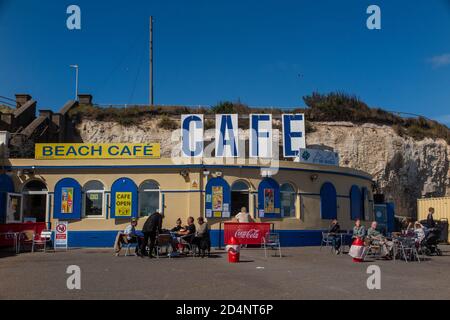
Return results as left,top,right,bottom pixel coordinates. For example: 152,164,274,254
22,180,48,223
231,180,250,216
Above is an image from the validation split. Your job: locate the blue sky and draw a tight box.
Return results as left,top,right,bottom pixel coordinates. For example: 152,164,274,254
0,0,449,124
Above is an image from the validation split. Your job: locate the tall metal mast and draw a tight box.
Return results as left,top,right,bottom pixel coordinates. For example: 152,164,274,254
149,16,154,107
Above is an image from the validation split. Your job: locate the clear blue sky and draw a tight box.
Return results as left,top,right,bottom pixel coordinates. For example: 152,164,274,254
1,0,449,124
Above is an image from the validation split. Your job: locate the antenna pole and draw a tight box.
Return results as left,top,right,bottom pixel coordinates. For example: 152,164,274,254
149,16,154,107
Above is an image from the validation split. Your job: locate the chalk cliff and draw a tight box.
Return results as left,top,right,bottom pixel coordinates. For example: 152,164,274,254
75,118,450,218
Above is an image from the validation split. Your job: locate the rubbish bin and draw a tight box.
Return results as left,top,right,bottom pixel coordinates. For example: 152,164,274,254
438,219,448,243
226,236,240,263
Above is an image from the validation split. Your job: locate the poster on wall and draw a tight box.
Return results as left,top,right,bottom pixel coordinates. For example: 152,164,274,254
6,193,22,223
115,192,132,216
212,186,223,211
264,188,275,213
61,188,73,214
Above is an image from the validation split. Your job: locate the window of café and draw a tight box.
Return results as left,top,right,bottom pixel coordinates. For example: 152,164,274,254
320,182,337,220
280,183,296,218
139,180,160,217
349,185,362,220
83,180,105,218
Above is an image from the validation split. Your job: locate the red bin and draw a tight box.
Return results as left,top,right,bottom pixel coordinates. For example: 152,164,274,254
226,236,240,263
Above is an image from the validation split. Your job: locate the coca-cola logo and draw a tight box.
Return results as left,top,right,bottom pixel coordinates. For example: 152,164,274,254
234,229,260,239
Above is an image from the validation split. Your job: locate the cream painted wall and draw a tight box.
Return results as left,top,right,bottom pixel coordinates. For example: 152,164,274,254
3,158,373,232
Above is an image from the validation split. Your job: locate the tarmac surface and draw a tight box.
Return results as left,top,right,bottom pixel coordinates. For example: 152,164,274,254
1,245,449,300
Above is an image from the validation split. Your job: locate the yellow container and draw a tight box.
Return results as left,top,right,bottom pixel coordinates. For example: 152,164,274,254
417,197,450,243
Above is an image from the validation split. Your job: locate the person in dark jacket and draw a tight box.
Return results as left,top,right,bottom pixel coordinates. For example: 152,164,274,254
426,207,436,228
141,210,163,258
328,219,342,254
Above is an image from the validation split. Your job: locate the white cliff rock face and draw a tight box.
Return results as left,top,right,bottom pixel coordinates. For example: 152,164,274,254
307,122,450,217
76,119,450,217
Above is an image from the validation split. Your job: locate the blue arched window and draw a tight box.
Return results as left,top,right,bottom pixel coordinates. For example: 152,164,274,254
361,187,369,221
0,174,15,223
350,185,362,220
111,177,138,219
54,178,82,220
205,177,231,218
320,182,337,220
258,178,281,218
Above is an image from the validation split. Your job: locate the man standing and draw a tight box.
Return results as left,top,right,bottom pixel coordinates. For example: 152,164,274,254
426,207,436,228
235,207,251,223
141,210,162,258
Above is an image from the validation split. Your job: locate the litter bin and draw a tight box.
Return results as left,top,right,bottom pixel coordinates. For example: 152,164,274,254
438,219,448,243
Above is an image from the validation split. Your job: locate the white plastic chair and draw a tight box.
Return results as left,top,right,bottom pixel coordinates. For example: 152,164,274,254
262,233,282,258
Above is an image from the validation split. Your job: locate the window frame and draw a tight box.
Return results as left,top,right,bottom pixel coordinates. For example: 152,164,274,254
138,180,161,217
280,183,296,218
82,180,106,219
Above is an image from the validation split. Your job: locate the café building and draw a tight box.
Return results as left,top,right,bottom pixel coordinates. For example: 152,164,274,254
0,114,374,247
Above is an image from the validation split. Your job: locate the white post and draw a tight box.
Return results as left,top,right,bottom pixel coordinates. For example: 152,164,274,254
0,131,10,159
70,65,79,100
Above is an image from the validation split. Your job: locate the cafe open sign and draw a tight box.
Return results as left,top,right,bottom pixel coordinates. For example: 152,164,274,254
115,192,132,216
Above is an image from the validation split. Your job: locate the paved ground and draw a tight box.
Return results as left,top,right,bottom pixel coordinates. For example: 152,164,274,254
1,245,449,300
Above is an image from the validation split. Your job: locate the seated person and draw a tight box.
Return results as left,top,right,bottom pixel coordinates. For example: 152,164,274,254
171,218,185,232
193,217,210,257
367,221,394,259
352,219,366,240
413,222,426,245
327,219,342,254
114,218,140,256
173,216,196,252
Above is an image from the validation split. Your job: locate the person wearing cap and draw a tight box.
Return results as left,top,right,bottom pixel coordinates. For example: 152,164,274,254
114,218,139,256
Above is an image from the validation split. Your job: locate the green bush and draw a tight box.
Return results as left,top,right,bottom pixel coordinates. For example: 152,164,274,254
66,93,450,144
0,104,13,114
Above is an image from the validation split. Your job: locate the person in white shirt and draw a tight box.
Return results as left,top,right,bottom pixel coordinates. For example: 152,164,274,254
234,207,251,223
414,222,426,245
114,218,139,256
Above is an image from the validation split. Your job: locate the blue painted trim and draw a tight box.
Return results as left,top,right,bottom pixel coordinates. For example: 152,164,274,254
54,178,82,220
161,190,203,193
64,229,326,248
6,164,372,182
350,185,362,220
320,182,337,220
110,177,138,219
205,177,231,218
257,177,281,218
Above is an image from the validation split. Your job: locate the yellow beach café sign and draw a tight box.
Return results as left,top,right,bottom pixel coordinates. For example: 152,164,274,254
35,143,161,160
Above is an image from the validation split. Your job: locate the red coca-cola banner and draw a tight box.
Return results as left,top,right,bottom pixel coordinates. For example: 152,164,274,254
0,222,47,247
224,222,271,245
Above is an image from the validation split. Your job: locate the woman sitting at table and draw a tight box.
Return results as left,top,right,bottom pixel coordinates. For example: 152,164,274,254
352,219,366,240
173,217,196,253
171,218,185,232
413,222,426,245
192,217,210,257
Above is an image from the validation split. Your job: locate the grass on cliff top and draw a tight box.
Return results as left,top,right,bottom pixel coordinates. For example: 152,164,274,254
67,92,450,143
0,104,14,114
